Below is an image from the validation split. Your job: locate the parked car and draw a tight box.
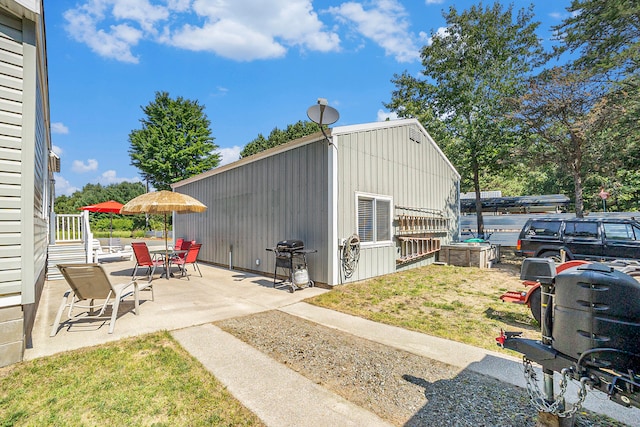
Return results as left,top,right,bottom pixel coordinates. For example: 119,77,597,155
515,217,640,262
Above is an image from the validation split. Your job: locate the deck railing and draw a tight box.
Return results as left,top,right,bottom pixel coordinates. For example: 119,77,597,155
49,211,94,262
52,212,87,243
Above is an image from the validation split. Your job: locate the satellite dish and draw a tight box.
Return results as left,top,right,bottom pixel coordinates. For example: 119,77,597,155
307,102,339,125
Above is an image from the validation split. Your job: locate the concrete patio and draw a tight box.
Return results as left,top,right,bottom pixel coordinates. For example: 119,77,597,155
26,256,328,360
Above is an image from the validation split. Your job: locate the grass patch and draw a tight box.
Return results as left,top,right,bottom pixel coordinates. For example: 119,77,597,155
307,258,539,352
0,332,263,427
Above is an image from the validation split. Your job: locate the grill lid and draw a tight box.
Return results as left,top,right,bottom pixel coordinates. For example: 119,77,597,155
276,239,304,251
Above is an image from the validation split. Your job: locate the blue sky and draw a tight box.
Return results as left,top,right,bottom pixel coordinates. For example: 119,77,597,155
47,0,573,195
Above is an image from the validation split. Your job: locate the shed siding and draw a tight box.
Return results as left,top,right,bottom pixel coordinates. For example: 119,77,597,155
335,121,459,283
174,139,330,284
174,119,458,288
0,11,23,298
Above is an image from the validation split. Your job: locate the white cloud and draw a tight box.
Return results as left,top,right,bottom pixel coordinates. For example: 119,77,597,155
167,0,190,12
169,20,288,61
112,0,169,33
167,0,340,60
63,1,148,63
213,86,229,97
328,0,420,63
51,122,69,134
377,109,399,121
72,159,99,173
426,26,448,46
217,146,242,166
64,0,341,62
97,169,142,185
51,145,63,156
425,0,444,4
54,175,79,196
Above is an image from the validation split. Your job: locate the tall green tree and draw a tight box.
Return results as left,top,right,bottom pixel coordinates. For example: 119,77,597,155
128,91,220,190
554,0,640,78
240,120,322,158
550,0,640,212
385,2,543,236
513,66,610,217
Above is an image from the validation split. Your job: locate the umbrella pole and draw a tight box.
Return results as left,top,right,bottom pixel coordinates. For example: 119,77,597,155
164,212,169,279
109,214,113,248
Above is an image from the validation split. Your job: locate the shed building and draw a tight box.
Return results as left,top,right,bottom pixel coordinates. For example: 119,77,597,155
172,118,460,286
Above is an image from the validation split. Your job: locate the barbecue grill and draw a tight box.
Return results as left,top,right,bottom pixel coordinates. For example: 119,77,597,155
266,239,316,292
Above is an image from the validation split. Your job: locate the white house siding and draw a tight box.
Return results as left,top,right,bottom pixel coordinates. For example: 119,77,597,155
0,1,51,367
174,134,330,285
332,119,460,284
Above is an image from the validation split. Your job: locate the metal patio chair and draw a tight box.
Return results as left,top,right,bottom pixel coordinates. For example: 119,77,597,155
170,243,202,280
131,242,165,281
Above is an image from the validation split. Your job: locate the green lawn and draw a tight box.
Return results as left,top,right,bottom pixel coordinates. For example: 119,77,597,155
0,332,264,427
306,261,539,352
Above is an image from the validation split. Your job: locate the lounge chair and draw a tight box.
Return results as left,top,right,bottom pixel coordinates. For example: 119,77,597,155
51,264,148,335
171,243,202,280
92,239,133,263
131,242,165,281
107,237,123,252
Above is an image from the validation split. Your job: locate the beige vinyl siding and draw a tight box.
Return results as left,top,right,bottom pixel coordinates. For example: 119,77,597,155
174,136,330,284
334,120,459,283
0,11,23,297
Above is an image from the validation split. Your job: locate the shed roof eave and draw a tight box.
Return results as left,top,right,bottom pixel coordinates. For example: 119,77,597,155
172,131,327,188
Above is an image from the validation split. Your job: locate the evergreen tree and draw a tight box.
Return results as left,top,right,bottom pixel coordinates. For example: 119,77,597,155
129,91,220,190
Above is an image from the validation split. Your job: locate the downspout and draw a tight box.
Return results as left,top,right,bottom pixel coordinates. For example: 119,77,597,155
457,180,461,242
329,134,339,286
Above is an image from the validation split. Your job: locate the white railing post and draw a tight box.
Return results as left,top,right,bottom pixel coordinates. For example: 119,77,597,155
81,211,95,262
50,212,57,244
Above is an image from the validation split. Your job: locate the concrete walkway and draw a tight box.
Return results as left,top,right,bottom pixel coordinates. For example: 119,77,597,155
26,259,640,426
173,323,392,427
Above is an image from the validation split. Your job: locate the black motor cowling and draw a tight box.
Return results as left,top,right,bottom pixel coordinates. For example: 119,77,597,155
553,263,640,372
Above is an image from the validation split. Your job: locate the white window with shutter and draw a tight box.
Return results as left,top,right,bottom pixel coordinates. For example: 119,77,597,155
356,193,392,246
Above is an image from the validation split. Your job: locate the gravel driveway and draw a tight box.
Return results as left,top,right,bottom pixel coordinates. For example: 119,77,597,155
216,310,629,427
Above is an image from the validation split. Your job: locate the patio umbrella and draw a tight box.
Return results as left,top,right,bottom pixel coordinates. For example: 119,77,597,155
120,190,207,278
80,200,125,245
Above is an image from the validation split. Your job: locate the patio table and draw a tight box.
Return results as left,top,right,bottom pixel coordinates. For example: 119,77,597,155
150,249,187,278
